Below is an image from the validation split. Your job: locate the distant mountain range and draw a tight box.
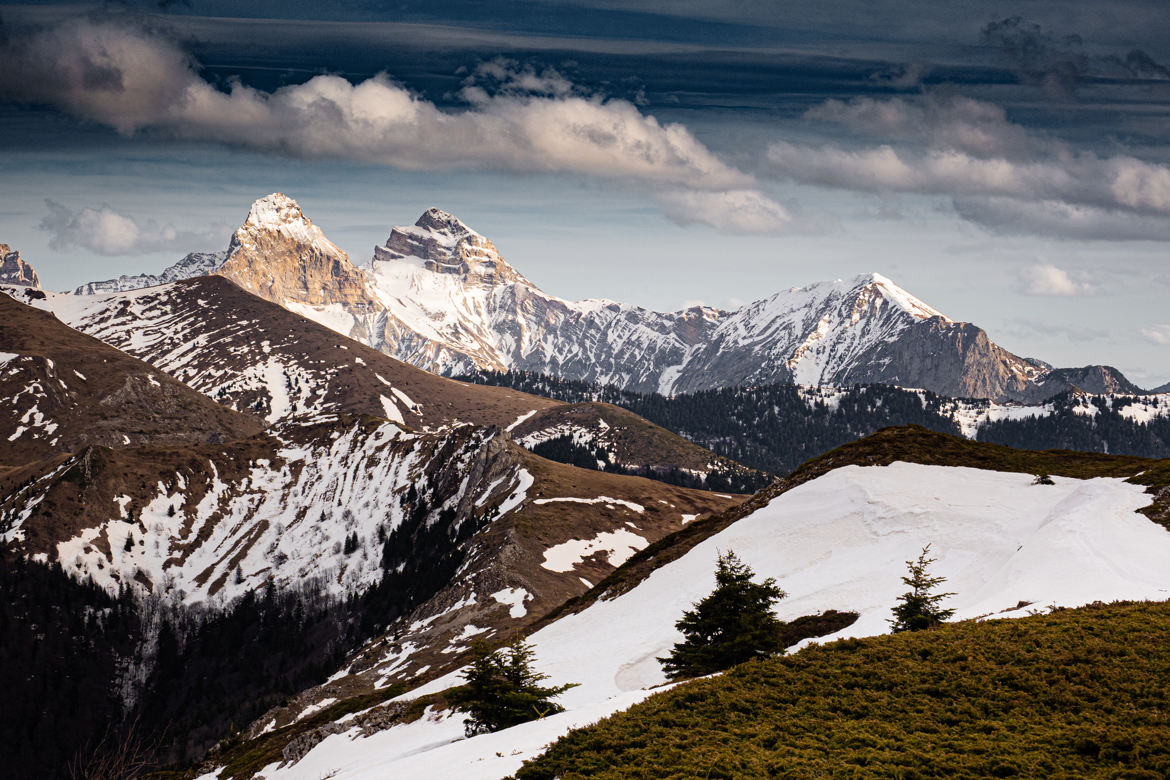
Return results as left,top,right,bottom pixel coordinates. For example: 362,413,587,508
59,193,1145,402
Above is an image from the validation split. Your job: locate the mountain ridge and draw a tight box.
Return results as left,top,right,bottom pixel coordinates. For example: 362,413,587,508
61,193,1144,401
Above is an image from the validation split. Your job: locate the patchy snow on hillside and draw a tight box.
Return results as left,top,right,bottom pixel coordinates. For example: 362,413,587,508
540,528,648,573
262,462,1170,780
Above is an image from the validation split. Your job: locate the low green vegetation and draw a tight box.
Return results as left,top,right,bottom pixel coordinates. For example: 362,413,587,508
515,600,1170,779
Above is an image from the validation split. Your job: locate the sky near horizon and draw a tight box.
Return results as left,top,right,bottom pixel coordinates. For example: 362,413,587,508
1,1,1169,387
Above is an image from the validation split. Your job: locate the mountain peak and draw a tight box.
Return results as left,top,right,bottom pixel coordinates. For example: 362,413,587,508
415,207,479,238
373,208,530,288
0,244,41,289
244,192,306,229
216,194,372,310
230,193,346,261
852,271,950,322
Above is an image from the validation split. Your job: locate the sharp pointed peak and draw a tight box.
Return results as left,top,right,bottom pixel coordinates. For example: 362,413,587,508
0,244,41,289
414,207,479,237
244,192,308,228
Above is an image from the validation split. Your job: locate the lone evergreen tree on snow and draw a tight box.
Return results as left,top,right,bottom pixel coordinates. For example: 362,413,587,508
889,544,955,632
450,636,576,736
659,550,786,680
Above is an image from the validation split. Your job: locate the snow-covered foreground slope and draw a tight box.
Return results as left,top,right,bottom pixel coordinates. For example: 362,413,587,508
237,462,1170,780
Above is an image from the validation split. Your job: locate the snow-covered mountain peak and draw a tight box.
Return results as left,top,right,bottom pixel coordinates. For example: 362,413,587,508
373,208,530,288
415,207,481,240
859,272,951,322
232,192,347,261
244,192,304,229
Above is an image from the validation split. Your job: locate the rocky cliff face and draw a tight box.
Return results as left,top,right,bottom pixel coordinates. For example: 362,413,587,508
216,193,379,315
1030,365,1146,398
0,245,40,288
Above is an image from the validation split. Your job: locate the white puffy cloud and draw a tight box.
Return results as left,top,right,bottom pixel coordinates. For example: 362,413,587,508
0,19,783,233
1140,325,1170,345
1018,262,1092,297
39,200,229,255
772,94,1170,240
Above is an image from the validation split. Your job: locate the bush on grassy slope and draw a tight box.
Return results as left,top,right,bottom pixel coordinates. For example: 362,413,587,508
515,600,1170,779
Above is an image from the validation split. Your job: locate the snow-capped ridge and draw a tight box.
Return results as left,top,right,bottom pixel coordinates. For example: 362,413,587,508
73,251,226,295
372,207,530,288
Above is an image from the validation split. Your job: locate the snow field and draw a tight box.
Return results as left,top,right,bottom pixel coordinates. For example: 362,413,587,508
267,463,1170,780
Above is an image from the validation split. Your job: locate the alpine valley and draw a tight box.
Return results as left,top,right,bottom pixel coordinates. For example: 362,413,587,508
3,193,1170,779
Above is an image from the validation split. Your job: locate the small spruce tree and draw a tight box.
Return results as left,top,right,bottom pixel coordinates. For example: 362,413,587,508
889,544,955,632
659,550,786,680
450,636,576,736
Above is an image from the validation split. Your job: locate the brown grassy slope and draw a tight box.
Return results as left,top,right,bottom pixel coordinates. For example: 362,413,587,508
44,276,748,478
0,291,261,467
533,424,1170,629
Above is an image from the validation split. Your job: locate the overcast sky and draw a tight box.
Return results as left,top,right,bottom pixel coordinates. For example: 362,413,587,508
2,1,1169,387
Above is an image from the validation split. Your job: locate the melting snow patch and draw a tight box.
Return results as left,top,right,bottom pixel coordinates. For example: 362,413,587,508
505,409,537,432
534,496,644,513
453,624,489,641
496,469,533,517
391,386,419,412
680,513,699,524
490,587,532,618
294,697,338,723
541,529,648,573
380,395,405,425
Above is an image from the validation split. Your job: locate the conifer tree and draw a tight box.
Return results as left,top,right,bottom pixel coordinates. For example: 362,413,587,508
450,636,576,736
659,551,786,680
889,544,955,632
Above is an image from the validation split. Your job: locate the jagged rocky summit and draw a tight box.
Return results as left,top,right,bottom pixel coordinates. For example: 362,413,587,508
69,194,1139,402
0,245,40,288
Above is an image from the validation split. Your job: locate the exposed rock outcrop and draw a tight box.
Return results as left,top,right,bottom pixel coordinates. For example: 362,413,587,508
0,245,40,288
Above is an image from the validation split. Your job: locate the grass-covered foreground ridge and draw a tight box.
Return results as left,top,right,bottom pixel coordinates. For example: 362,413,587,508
515,600,1170,779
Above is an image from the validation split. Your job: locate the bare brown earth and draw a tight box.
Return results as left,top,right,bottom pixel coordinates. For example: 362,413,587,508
28,276,754,480
0,291,261,467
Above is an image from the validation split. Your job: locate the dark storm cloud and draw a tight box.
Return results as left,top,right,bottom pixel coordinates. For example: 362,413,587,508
981,15,1170,98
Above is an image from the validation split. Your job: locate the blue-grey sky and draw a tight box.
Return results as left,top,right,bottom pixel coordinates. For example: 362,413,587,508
2,1,1169,387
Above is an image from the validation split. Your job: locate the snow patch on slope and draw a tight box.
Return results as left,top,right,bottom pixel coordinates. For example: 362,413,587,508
284,463,1170,780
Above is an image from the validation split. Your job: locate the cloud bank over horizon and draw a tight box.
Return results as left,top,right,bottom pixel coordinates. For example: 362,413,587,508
0,18,791,234
3,13,1170,243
